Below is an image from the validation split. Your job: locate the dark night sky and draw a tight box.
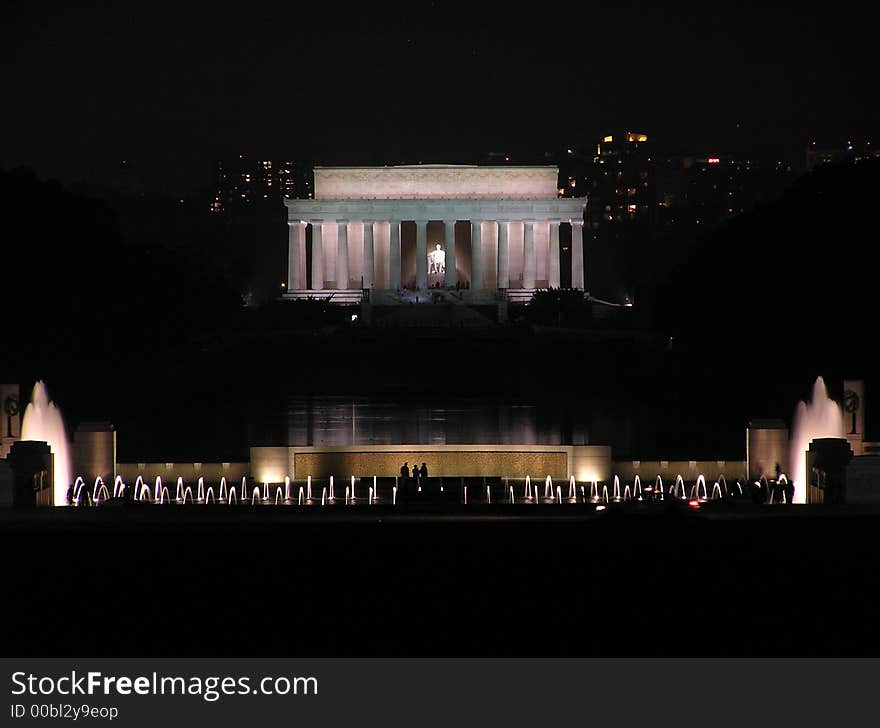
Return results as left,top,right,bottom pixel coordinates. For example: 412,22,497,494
2,1,877,194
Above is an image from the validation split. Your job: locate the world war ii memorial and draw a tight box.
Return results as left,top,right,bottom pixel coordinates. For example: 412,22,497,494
3,3,879,725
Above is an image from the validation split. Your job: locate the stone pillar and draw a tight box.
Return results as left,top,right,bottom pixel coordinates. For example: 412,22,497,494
415,219,428,290
471,220,483,289
747,419,789,481
497,220,510,289
444,220,456,287
389,220,401,290
310,220,324,290
336,220,349,289
362,221,374,289
287,220,306,290
523,220,535,289
571,219,584,290
548,219,561,288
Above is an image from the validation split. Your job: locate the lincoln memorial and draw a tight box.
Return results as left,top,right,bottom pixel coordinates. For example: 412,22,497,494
284,165,587,300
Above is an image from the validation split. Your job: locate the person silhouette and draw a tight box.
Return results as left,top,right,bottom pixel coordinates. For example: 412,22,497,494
419,462,428,479
400,462,409,479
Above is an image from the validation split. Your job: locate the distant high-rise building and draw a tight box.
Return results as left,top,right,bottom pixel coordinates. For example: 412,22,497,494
585,132,655,230
210,157,312,213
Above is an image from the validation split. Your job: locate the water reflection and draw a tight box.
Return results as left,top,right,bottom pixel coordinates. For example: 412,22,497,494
253,396,596,446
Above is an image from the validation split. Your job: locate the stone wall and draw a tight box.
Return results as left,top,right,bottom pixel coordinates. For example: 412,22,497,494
251,444,611,483
116,462,249,484
611,459,748,482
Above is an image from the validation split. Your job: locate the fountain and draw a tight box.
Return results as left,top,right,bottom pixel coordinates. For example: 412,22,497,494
20,381,71,506
72,476,85,505
695,474,708,501
672,475,686,499
791,376,845,504
524,475,533,501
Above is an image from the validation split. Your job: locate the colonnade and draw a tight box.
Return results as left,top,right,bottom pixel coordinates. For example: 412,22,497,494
288,217,585,291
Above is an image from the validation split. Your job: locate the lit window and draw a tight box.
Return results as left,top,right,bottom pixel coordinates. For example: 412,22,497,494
627,204,637,214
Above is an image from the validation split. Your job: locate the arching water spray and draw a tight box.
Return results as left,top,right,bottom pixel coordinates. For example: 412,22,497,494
20,381,71,506
791,377,845,504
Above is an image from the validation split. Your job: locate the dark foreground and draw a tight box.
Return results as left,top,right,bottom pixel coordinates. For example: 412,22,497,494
4,503,879,656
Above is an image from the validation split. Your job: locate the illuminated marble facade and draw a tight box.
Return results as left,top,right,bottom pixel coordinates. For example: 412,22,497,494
285,165,587,293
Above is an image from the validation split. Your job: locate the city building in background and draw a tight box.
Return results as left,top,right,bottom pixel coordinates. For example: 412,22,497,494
656,154,795,233
210,157,313,213
806,139,879,170
585,132,655,229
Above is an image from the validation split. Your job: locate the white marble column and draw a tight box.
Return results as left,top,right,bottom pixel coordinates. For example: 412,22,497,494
415,219,428,290
336,220,349,289
310,220,324,290
523,220,536,289
471,220,483,289
571,220,585,290
287,220,306,290
389,220,401,290
362,221,374,289
444,220,456,287
548,219,561,288
497,221,509,289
